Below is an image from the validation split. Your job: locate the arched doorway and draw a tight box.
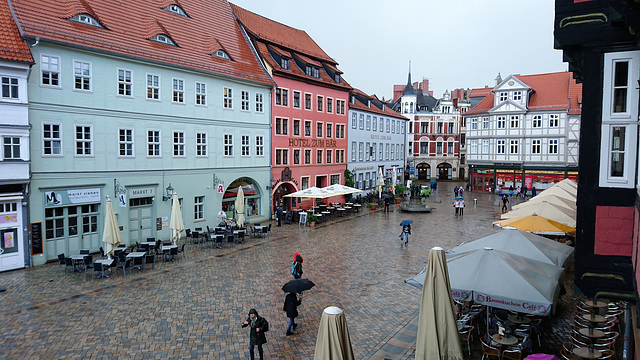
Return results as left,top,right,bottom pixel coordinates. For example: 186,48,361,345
222,178,262,223
416,163,430,180
437,162,452,180
273,182,297,210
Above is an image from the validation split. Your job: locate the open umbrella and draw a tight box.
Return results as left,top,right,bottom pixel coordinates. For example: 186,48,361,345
499,193,509,197
282,278,315,293
501,201,576,227
321,184,362,204
415,247,463,360
170,193,185,245
381,193,390,199
102,198,122,258
493,214,576,236
235,186,245,226
429,179,437,185
313,306,355,360
454,196,463,200
400,220,413,226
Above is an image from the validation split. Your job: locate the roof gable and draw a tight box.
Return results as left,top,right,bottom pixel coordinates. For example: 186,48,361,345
493,74,531,92
0,0,32,63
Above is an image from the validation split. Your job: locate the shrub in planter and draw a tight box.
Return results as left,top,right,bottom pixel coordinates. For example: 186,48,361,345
368,202,378,210
307,213,318,225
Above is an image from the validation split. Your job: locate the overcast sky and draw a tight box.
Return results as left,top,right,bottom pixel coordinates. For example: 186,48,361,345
230,0,567,100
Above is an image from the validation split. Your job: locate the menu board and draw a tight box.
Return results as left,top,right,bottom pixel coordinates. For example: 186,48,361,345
31,222,43,255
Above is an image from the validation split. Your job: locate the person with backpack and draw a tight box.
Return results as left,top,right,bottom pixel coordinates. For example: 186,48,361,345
291,253,303,279
242,308,268,360
283,292,302,335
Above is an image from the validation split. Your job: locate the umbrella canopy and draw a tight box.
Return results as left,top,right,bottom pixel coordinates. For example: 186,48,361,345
235,186,245,226
377,167,385,199
406,247,564,316
499,193,509,197
321,184,362,195
102,199,122,258
512,194,576,212
493,214,576,236
170,193,185,245
536,185,576,201
400,220,413,226
381,193,390,199
454,196,463,200
284,186,334,199
429,179,437,185
448,229,574,267
313,307,355,360
501,201,576,227
282,278,315,293
415,247,463,360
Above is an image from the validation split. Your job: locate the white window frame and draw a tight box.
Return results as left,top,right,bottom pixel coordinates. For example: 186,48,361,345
118,128,134,157
223,87,233,109
255,135,264,156
497,116,506,129
326,98,333,113
317,95,323,112
196,132,208,157
301,176,309,190
351,141,356,161
549,139,559,154
255,93,264,112
241,90,250,111
304,93,312,110
172,78,185,103
173,131,185,157
194,196,205,221
41,54,61,88
496,140,505,154
224,133,234,156
241,135,250,156
146,73,160,100
1,76,19,99
73,60,91,91
510,140,519,154
499,92,508,102
532,139,541,154
3,136,20,159
513,91,522,101
293,91,301,108
549,114,559,128
482,117,489,129
532,115,542,128
470,118,478,130
117,68,133,97
195,81,207,106
351,113,357,129
43,123,62,156
75,125,93,156
482,139,489,154
510,115,519,128
147,130,161,157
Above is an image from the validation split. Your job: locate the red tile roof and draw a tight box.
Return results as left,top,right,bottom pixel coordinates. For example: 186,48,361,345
350,88,408,120
10,0,273,85
230,3,350,91
465,72,582,115
0,0,32,63
468,87,492,98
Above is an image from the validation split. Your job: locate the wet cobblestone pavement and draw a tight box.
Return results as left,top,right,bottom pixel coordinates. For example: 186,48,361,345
0,182,579,359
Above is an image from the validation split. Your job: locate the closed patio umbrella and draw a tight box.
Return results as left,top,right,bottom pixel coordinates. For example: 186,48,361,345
102,198,122,258
313,306,355,360
170,193,185,245
377,167,384,199
235,186,245,226
415,247,463,360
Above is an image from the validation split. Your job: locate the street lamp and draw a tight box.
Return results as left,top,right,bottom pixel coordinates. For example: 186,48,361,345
163,183,174,201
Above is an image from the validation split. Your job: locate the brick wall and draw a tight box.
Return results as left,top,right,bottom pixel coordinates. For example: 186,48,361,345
594,206,634,256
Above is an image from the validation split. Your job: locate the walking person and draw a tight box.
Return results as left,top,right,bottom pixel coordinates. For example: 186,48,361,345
399,221,411,245
501,195,509,213
454,186,459,197
283,292,302,335
241,308,268,360
291,253,303,279
276,205,283,227
459,186,464,197
454,198,460,216
458,198,465,216
383,196,390,213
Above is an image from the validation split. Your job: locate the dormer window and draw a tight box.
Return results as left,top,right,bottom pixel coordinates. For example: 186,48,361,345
214,49,230,60
163,4,188,17
499,92,508,102
312,67,320,78
280,58,289,70
68,13,104,28
334,74,340,83
306,66,312,76
150,34,177,46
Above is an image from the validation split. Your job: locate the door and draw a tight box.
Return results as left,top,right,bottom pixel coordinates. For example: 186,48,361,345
129,197,153,244
0,200,24,271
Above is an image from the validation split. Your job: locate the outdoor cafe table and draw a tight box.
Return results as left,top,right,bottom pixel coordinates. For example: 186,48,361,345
573,347,603,359
508,314,532,324
94,258,114,278
322,211,331,219
352,204,361,212
584,300,609,309
126,252,146,269
343,206,352,214
336,208,346,216
491,334,518,346
69,254,90,272
579,328,605,339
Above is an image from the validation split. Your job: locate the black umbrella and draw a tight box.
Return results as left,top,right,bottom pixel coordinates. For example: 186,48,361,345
282,278,315,293
381,193,390,199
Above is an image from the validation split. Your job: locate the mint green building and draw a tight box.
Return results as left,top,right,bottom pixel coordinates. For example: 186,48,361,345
10,0,274,266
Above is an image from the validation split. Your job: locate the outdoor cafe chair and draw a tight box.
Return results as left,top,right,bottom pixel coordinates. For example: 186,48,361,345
502,345,525,360
92,262,104,279
80,249,90,255
481,338,501,360
459,325,474,356
64,257,74,273
178,243,186,260
598,350,615,360
115,257,131,278
82,256,94,280
145,254,156,270
169,246,178,261
559,349,579,360
132,256,145,271
57,253,65,271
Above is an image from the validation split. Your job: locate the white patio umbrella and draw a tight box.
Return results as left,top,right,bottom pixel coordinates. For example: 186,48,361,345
102,198,122,258
501,201,576,227
406,247,564,316
448,229,574,267
235,186,245,226
536,185,576,201
321,184,362,204
313,306,355,360
377,167,384,199
170,193,185,245
415,247,463,360
512,194,576,212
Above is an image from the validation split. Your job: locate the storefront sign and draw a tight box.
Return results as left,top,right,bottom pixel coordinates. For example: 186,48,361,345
128,187,155,199
288,138,338,148
0,213,17,224
370,135,392,140
30,222,43,255
45,188,101,207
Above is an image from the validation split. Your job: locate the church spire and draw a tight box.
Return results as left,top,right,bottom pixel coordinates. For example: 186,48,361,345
403,60,415,96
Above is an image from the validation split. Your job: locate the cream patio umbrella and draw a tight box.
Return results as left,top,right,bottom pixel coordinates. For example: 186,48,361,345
377,167,385,200
512,194,576,212
536,184,576,201
170,193,185,245
102,198,123,258
501,201,576,227
493,214,576,236
321,184,362,204
235,186,245,226
313,306,355,360
415,247,463,360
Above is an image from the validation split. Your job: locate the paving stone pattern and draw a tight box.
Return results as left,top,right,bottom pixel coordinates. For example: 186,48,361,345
0,182,577,359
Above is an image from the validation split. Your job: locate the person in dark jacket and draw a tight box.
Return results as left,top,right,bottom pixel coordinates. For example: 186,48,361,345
283,292,302,335
291,253,303,279
242,308,267,360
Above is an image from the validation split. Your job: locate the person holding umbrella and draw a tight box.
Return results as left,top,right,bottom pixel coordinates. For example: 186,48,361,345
458,197,465,216
501,193,510,213
241,308,268,360
399,220,412,245
283,292,302,335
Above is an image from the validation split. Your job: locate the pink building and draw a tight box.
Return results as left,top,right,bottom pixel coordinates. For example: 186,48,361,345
232,5,351,210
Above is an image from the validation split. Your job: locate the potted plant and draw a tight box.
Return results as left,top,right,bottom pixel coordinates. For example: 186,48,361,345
369,202,378,210
394,184,407,204
307,213,318,227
